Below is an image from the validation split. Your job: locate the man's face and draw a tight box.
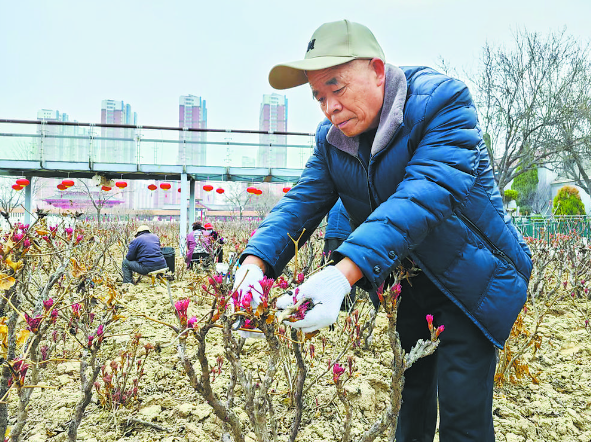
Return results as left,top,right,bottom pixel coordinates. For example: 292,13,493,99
308,59,385,137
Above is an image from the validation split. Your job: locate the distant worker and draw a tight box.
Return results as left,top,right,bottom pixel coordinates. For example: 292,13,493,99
122,225,168,283
186,221,207,269
202,222,225,263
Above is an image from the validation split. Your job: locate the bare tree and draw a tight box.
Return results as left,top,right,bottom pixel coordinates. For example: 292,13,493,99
0,177,25,214
76,179,126,225
0,177,39,216
474,28,591,195
223,183,254,220
253,188,283,219
546,96,591,196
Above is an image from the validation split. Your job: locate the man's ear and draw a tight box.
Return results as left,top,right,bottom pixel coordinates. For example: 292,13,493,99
369,58,386,87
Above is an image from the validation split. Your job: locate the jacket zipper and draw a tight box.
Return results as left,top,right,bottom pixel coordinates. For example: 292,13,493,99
457,212,528,282
356,155,374,212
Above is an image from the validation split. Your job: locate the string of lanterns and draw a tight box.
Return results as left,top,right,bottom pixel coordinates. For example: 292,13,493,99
9,176,290,197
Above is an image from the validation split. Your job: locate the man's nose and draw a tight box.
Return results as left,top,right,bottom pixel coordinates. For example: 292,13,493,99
326,96,342,114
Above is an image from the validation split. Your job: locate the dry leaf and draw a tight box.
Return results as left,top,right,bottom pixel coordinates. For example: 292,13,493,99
5,256,23,273
16,329,30,348
0,273,16,290
106,288,117,306
70,258,87,278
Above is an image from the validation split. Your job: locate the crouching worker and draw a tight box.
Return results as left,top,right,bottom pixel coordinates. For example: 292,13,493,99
122,225,168,283
186,221,208,269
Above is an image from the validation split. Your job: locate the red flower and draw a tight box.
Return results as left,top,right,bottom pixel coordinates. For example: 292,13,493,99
426,314,434,332
332,363,345,383
435,325,445,338
43,298,54,312
25,313,43,333
175,299,190,325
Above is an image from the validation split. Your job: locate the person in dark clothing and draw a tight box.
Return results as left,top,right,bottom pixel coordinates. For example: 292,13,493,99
186,221,207,269
203,222,225,264
122,225,168,283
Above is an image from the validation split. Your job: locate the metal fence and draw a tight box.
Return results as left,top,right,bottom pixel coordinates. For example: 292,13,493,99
512,216,591,241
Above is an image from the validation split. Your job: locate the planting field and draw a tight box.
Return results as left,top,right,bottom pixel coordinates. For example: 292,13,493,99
1,219,590,441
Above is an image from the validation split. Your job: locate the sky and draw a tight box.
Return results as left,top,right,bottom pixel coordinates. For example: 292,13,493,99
1,0,590,134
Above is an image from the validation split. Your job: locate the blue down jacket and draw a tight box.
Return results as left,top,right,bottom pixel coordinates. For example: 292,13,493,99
126,232,167,269
243,65,533,348
325,199,352,240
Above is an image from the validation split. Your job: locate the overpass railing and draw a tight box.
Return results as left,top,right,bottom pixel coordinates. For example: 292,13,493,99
0,119,315,179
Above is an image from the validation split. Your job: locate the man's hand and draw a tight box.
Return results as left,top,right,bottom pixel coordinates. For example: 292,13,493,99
232,263,265,339
276,266,351,333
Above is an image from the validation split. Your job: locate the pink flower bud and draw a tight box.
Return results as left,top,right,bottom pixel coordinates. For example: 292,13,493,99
43,298,54,311
188,316,197,329
241,292,253,309
332,363,345,383
435,325,445,338
426,314,434,331
23,238,31,248
297,273,305,284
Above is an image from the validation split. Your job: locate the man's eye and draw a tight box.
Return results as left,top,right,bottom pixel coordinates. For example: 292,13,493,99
334,87,345,94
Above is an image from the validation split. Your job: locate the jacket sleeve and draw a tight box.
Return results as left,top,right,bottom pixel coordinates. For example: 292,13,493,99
335,78,481,289
241,128,339,278
126,238,138,261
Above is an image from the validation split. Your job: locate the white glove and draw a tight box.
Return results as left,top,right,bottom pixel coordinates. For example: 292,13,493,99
276,266,351,333
232,263,265,339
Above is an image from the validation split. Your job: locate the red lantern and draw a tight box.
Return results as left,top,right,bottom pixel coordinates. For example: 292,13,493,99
203,184,214,192
16,179,30,187
115,181,127,189
216,188,225,194
282,187,291,193
57,184,67,190
177,188,181,193
160,183,171,190
247,186,256,194
101,186,112,191
148,184,157,191
62,179,75,187
12,184,23,191
254,189,262,195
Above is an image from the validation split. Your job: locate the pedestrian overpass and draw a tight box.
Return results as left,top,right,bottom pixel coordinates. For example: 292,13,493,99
0,119,314,241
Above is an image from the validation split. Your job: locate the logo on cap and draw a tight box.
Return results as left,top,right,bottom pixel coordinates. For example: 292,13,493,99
306,39,315,53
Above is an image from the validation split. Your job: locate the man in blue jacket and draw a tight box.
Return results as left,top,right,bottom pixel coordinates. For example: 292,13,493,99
234,20,532,441
122,225,168,284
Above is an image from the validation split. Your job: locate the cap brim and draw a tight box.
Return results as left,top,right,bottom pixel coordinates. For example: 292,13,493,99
269,56,357,90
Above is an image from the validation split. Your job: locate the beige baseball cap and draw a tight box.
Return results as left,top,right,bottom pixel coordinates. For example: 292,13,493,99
268,20,385,90
136,225,150,235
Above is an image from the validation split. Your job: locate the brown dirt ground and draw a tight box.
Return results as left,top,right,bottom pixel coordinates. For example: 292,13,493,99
17,269,591,442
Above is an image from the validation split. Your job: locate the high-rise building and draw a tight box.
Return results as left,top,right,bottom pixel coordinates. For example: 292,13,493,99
100,100,137,163
258,93,288,168
36,109,69,162
179,95,207,166
36,109,88,163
